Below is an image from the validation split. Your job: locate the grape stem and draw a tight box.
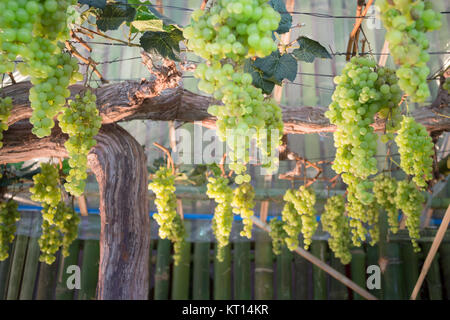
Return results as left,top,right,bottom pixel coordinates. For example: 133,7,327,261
153,142,175,174
200,0,209,10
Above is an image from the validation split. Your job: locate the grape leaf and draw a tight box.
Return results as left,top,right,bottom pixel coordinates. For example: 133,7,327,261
291,36,332,63
140,28,182,60
244,60,277,94
96,3,136,32
253,50,297,83
131,19,164,32
78,0,106,9
269,0,292,34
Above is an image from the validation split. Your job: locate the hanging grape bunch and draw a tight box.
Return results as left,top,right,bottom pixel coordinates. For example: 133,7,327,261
207,175,233,262
395,116,434,189
231,182,255,239
321,195,352,265
0,96,13,148
373,175,399,234
148,166,185,265
0,199,20,261
395,180,425,252
269,218,287,256
377,0,442,102
184,0,284,182
58,89,102,196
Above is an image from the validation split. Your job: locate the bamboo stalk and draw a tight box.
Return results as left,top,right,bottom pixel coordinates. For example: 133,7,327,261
213,244,231,300
312,241,327,300
254,232,274,300
401,242,420,299
251,216,377,300
422,242,443,300
329,255,349,300
54,240,81,300
439,242,450,299
350,246,366,300
0,242,14,299
171,239,192,300
192,242,210,300
233,241,251,300
35,254,60,300
6,234,29,300
154,239,171,300
78,240,99,300
384,243,406,300
276,245,293,300
411,205,450,300
19,237,41,300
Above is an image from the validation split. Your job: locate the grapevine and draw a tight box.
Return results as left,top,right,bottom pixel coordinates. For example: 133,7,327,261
321,195,352,265
395,180,424,252
148,166,185,265
283,186,317,250
0,199,20,261
0,96,13,148
395,116,434,189
373,175,399,234
377,0,442,102
185,1,284,182
269,218,287,256
58,89,102,196
231,182,255,239
207,175,233,262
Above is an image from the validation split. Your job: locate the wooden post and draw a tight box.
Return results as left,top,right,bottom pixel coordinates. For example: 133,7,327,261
422,242,443,300
6,235,29,300
35,254,60,300
350,246,366,300
401,242,420,299
329,256,348,300
254,231,274,300
0,242,13,299
384,243,406,300
171,238,192,299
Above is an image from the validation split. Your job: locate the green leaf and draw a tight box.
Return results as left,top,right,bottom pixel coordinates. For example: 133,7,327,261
140,28,182,60
253,50,297,83
291,36,332,63
78,0,106,9
96,3,136,32
244,59,277,94
131,19,164,32
269,0,292,34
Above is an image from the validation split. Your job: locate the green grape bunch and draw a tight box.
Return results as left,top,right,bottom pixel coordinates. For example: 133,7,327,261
231,182,255,239
269,218,287,256
0,96,13,148
148,166,186,265
58,89,102,196
377,0,442,102
321,195,352,265
395,180,424,252
0,199,20,261
373,175,399,233
283,186,317,250
207,175,233,262
395,116,434,189
325,56,402,179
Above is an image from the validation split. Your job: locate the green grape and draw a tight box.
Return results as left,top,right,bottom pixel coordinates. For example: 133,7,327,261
377,0,442,102
231,182,255,239
373,175,399,233
395,180,424,252
325,56,402,180
0,96,13,148
0,199,20,261
282,186,317,250
269,218,287,255
186,1,284,180
395,116,434,188
148,166,185,265
321,195,352,265
58,89,102,196
206,175,233,262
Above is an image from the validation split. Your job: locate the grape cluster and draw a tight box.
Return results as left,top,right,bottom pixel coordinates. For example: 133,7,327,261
373,175,399,234
366,202,380,246
325,56,402,179
0,96,13,148
185,1,284,182
321,195,352,265
58,89,102,196
395,116,434,188
148,166,185,265
0,199,20,261
231,182,255,239
280,201,301,250
283,186,317,250
269,218,287,256
443,78,450,94
395,180,424,252
206,175,233,262
377,0,442,102
0,0,82,138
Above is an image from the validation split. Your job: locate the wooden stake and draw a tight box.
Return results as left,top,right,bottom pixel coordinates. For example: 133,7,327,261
410,204,450,300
